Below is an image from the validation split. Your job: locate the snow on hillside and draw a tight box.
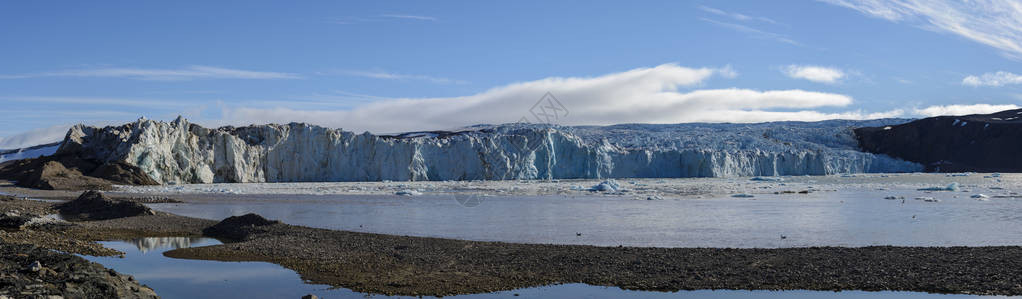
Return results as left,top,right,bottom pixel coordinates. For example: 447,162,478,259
0,142,60,163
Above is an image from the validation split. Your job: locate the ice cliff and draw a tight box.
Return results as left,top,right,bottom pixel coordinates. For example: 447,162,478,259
55,117,922,184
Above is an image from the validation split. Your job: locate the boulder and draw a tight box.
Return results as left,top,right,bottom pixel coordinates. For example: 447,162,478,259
203,213,282,241
56,191,155,221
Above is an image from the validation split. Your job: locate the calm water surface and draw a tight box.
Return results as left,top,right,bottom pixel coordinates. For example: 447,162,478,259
149,189,1022,248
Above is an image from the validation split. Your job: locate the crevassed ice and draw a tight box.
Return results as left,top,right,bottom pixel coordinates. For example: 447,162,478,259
58,117,923,184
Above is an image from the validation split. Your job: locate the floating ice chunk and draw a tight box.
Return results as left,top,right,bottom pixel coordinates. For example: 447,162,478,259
589,179,621,192
918,182,959,191
915,197,939,202
731,193,755,198
971,194,990,200
883,126,892,130
991,173,1002,178
395,190,422,196
646,195,664,200
952,119,960,126
883,196,904,200
750,177,783,182
960,121,967,127
946,173,970,177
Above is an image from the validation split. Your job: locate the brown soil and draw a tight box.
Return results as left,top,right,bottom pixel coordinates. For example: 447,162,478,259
0,154,157,190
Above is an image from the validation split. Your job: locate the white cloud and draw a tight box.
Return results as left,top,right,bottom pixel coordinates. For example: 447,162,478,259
700,18,800,46
820,0,1022,58
698,6,778,24
379,14,437,21
0,124,71,149
330,70,468,84
214,64,898,133
962,71,1022,87
0,66,300,81
913,104,1021,116
783,65,846,83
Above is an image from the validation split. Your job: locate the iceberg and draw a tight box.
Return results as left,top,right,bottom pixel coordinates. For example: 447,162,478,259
917,183,959,192
589,180,622,192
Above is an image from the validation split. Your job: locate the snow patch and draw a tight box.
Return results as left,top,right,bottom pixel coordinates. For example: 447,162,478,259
0,143,59,163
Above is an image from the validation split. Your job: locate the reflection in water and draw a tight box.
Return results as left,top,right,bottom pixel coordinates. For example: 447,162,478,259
129,237,208,253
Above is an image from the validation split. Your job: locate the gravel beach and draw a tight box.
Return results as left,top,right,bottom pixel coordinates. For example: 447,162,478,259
170,214,1022,296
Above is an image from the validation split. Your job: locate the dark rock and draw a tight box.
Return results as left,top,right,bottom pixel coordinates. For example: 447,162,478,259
0,241,158,298
88,162,158,186
0,158,113,190
0,152,157,191
56,191,155,221
0,212,32,229
301,295,319,299
203,213,282,241
855,108,1022,172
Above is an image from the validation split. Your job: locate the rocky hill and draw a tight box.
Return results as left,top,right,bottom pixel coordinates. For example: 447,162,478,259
855,109,1022,172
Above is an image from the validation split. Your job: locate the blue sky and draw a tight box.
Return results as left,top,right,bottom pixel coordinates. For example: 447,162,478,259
2,0,1022,147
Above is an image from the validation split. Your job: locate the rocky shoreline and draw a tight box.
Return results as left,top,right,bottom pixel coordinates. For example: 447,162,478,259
168,213,1022,296
0,241,158,298
4,192,1022,297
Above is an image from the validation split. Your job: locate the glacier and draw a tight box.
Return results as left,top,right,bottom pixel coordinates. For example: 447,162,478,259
54,117,923,184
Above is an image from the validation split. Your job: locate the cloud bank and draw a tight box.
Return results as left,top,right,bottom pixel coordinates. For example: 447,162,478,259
914,104,1021,116
821,0,1022,58
0,124,71,149
217,64,895,133
783,65,846,83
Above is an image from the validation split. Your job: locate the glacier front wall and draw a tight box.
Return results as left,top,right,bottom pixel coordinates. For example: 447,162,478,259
57,118,922,184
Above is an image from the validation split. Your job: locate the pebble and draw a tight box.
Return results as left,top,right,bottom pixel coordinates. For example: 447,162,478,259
28,261,42,272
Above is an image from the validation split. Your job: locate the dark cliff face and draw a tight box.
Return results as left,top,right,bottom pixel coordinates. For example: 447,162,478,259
855,109,1022,172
